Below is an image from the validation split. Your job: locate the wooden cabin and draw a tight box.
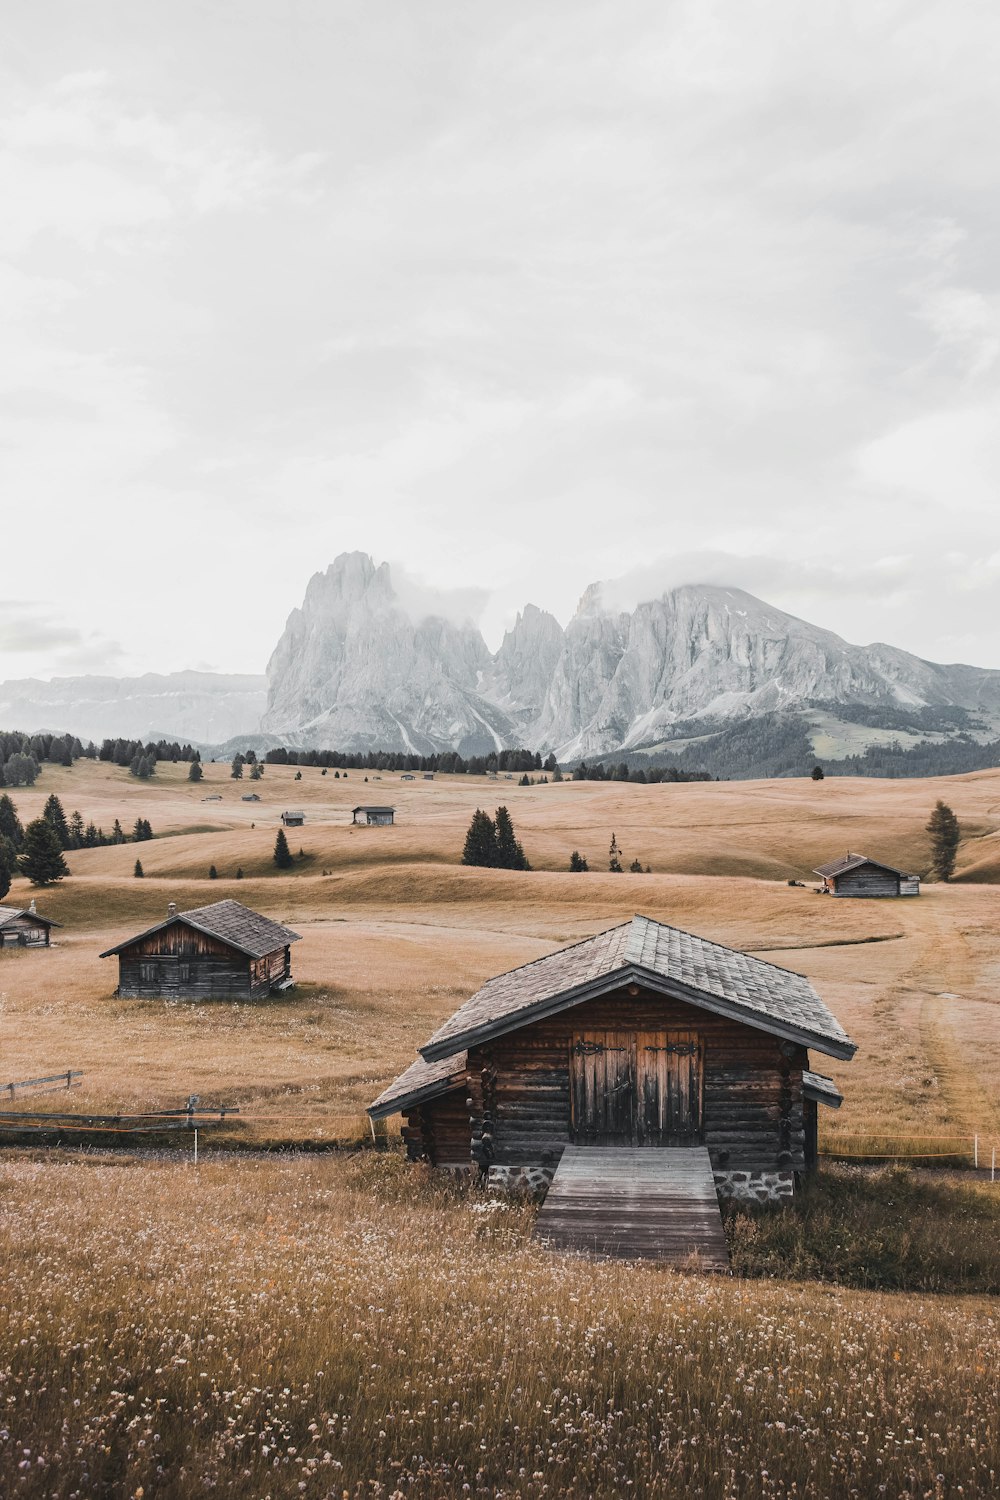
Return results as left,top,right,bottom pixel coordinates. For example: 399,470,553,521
814,852,919,897
370,915,855,1201
352,805,395,826
281,809,305,827
100,899,301,1000
0,903,58,949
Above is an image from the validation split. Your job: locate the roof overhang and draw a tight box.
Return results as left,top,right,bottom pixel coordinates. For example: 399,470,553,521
367,1058,468,1120
420,963,857,1065
803,1070,844,1109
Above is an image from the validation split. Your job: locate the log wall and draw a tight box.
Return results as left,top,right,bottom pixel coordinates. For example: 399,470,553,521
115,927,289,1000
829,865,900,897
457,987,807,1176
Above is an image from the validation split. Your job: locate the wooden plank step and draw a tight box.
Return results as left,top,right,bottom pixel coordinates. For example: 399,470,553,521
534,1145,729,1270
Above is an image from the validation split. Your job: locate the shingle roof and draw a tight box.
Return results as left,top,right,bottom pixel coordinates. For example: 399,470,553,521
99,899,301,959
368,1051,469,1120
420,915,856,1062
803,1070,844,1109
813,852,911,880
353,805,395,814
0,906,58,929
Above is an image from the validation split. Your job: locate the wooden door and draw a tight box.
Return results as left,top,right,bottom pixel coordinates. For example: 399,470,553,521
570,1031,635,1144
636,1031,702,1145
571,1030,702,1145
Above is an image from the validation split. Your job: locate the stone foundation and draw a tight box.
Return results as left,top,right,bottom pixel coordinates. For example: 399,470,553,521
713,1170,794,1202
486,1163,556,1195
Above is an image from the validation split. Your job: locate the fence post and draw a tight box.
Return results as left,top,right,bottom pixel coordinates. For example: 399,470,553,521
992,1146,996,1184
974,1134,979,1170
193,1129,198,1165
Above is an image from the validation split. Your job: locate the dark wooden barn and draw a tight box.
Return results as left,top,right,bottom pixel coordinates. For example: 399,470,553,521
814,852,919,897
370,915,855,1202
352,805,395,826
100,899,301,1000
281,809,305,827
0,903,59,949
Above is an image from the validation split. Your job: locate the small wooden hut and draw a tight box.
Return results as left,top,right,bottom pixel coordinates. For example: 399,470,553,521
281,809,305,827
100,899,301,1000
814,852,919,897
369,915,855,1200
352,805,395,826
0,903,59,949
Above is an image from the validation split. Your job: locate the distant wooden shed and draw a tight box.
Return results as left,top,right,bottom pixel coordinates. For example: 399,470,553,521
281,809,305,827
100,899,301,1000
352,805,395,826
814,852,919,898
0,903,59,950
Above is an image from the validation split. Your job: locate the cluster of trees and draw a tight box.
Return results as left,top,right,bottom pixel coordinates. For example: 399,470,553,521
231,752,264,781
0,793,158,894
98,738,199,766
0,794,68,892
263,746,551,776
0,729,95,786
462,807,530,870
569,833,649,873
829,736,1000,781
570,762,712,784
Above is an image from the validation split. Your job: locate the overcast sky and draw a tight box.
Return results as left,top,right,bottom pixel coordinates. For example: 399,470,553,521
4,0,1000,680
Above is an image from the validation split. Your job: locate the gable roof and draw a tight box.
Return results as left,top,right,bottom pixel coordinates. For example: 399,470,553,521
420,915,856,1063
99,899,301,960
368,1050,468,1120
813,852,912,880
353,805,395,814
0,906,59,930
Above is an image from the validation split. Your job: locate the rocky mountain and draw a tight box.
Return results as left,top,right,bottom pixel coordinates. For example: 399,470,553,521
0,671,267,746
263,557,1000,764
261,553,516,755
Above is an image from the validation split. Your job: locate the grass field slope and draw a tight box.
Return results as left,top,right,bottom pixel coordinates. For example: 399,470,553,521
1,758,999,1496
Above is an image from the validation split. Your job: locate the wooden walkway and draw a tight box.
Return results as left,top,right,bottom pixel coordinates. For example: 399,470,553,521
534,1145,729,1269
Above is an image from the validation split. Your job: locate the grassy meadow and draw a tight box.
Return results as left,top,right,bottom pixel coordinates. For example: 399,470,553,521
2,756,1000,1494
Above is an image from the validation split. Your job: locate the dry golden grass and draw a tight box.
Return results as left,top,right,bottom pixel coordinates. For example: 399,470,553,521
2,757,1000,1155
0,1151,998,1499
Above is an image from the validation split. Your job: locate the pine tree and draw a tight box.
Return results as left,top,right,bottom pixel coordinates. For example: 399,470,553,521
209,864,218,879
188,761,204,782
926,800,961,881
235,866,244,880
42,793,71,848
518,773,531,786
0,835,16,901
18,819,69,886
249,761,263,781
67,810,84,849
608,833,623,873
461,809,499,868
495,806,530,870
111,819,125,844
0,793,23,848
273,829,294,869
811,765,825,781
629,858,643,873
568,850,588,872
134,859,144,878
230,754,244,780
552,764,563,782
